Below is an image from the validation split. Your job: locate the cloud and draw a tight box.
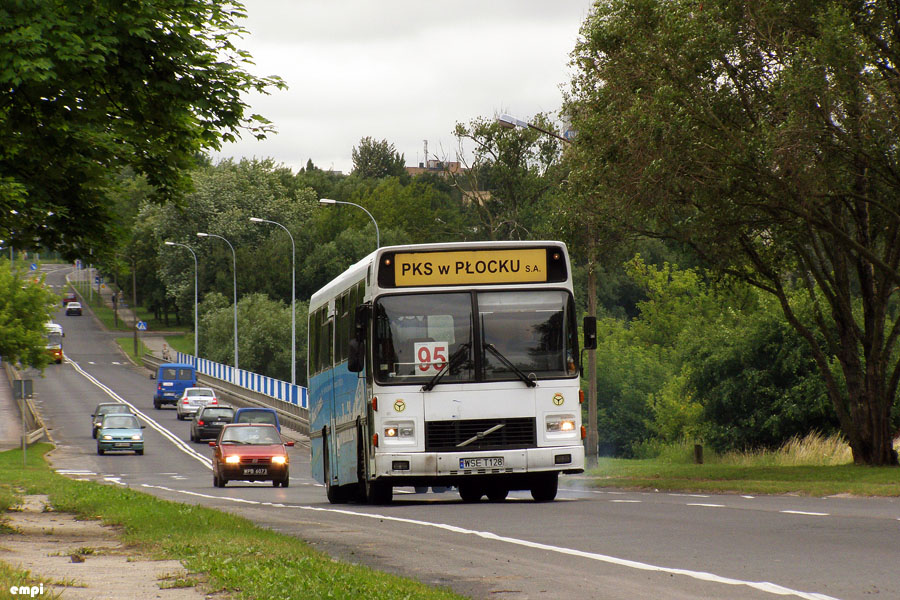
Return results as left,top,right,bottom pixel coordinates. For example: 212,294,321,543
213,0,593,173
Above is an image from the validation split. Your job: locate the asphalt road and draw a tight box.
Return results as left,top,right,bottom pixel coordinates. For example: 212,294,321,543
32,266,900,600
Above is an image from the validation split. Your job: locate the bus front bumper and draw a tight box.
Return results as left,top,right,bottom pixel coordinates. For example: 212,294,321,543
373,445,584,479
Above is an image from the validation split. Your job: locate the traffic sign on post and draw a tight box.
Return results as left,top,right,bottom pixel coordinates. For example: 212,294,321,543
136,321,148,331
29,263,37,271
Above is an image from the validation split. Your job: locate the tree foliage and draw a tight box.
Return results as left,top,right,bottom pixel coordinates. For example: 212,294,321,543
453,114,564,240
199,292,307,384
0,263,58,369
567,0,900,464
594,257,838,456
0,0,284,258
351,137,406,179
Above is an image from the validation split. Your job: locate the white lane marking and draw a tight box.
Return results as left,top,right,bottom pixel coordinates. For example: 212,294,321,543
668,493,710,498
142,484,840,600
687,503,726,508
781,510,829,517
610,499,642,503
66,356,212,469
56,469,96,475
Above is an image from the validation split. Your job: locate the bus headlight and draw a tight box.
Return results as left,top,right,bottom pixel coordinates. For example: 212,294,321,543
546,414,577,434
384,421,415,441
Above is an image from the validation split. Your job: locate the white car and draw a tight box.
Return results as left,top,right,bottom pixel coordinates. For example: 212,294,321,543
175,387,218,420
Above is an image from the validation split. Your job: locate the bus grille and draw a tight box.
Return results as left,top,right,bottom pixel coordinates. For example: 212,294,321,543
425,418,536,452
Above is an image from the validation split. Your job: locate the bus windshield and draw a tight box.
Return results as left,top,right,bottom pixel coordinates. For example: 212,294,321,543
373,290,577,385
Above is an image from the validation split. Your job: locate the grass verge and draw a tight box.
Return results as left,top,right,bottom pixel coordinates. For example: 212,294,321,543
589,459,900,496
589,434,900,496
115,337,152,363
0,445,464,600
69,281,187,333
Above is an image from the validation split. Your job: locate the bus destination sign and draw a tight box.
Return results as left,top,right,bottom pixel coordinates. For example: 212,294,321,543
393,248,548,287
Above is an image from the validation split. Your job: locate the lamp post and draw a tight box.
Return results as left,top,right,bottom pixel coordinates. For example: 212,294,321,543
497,113,599,467
250,217,296,385
164,242,199,361
319,198,380,250
498,113,573,144
197,232,238,371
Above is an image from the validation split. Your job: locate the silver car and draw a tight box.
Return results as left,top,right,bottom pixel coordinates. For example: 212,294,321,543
175,387,218,420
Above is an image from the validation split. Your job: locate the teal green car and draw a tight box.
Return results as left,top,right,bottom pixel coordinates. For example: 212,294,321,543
96,414,145,455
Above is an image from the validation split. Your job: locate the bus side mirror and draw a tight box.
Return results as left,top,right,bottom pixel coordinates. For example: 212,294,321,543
348,303,370,373
354,303,370,342
348,339,364,372
583,316,597,350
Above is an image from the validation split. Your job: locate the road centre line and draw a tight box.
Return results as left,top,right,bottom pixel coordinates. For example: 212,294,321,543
142,484,839,600
687,503,726,508
781,510,830,517
66,355,212,469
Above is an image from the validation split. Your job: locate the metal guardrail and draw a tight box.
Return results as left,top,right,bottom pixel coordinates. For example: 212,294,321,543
141,355,309,438
3,362,47,445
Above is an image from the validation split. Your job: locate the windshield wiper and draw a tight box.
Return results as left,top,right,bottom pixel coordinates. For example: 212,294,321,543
421,343,471,392
483,343,537,388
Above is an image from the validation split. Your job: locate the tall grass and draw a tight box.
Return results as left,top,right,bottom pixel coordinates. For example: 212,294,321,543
634,432,859,467
717,432,854,467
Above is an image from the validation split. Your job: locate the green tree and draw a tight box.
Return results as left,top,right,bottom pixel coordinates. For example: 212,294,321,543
351,137,407,179
567,0,900,464
453,114,564,240
0,0,284,259
0,263,57,369
199,292,307,383
685,293,837,454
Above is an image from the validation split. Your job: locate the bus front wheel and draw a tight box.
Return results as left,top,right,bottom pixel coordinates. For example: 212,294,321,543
366,480,392,505
530,473,558,502
458,483,483,503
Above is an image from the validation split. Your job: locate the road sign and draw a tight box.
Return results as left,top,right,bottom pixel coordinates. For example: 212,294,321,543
74,259,82,269
94,276,100,284
136,321,148,331
29,263,37,271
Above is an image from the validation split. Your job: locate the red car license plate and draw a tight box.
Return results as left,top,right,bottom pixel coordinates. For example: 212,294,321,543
242,467,267,476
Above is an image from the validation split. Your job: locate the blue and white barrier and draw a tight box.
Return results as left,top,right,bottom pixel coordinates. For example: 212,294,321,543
175,352,307,409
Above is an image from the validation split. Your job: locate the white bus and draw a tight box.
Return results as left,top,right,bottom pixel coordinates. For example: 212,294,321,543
308,241,595,504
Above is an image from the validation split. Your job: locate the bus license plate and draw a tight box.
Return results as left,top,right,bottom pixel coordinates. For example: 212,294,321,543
243,468,267,476
460,457,503,469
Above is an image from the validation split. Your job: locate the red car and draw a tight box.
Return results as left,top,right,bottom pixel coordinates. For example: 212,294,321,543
62,291,77,306
210,423,293,488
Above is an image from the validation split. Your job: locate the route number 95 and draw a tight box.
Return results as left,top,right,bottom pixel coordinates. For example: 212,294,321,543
414,342,448,374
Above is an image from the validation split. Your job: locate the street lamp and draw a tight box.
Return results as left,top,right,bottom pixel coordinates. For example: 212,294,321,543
497,113,598,468
498,113,573,144
250,217,296,385
164,242,199,361
197,232,238,372
319,198,380,250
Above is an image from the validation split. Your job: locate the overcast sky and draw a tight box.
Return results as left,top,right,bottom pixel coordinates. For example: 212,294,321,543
211,0,594,174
